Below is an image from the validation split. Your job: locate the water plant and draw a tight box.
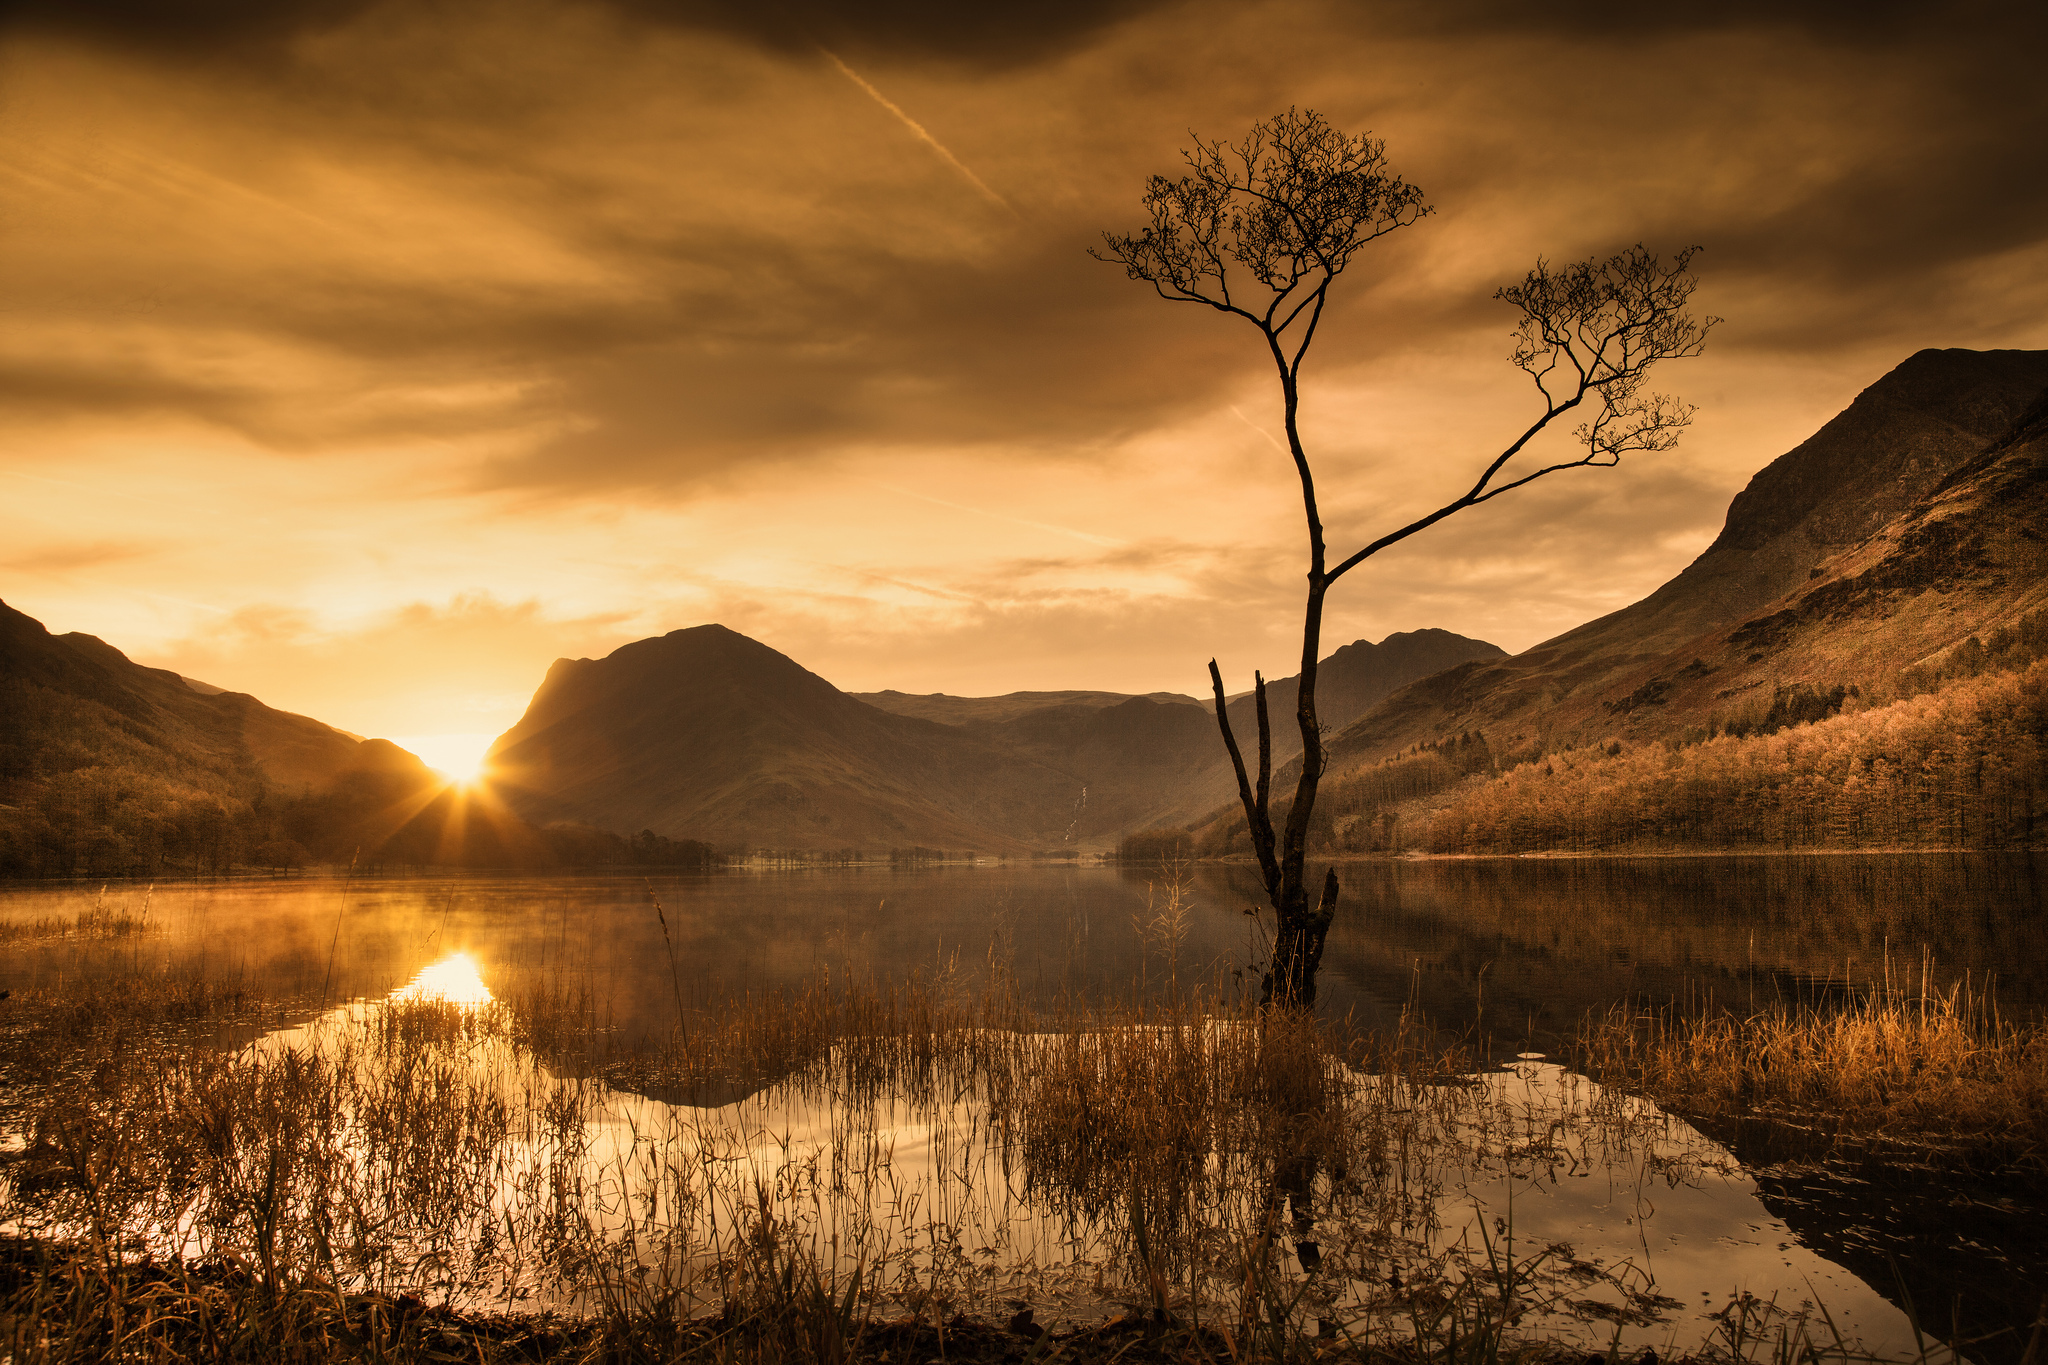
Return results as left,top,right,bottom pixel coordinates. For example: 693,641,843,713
0,952,2002,1364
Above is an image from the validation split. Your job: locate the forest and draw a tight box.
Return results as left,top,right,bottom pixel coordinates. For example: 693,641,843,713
1179,612,2048,859
1412,660,2044,854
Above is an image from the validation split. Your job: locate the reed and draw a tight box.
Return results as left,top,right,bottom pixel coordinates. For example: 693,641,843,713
1569,966,2048,1178
0,963,1986,1364
0,884,158,944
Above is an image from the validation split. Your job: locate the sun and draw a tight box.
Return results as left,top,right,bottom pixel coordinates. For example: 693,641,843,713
391,732,496,785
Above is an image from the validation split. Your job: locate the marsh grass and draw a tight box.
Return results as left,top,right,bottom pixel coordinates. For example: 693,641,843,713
1569,962,2048,1179
0,960,1986,1365
0,884,158,944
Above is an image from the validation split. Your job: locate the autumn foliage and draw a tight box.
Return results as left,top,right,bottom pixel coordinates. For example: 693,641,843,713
1414,660,2047,854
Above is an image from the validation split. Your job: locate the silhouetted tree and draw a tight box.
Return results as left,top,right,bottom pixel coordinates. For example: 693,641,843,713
1098,109,1714,1005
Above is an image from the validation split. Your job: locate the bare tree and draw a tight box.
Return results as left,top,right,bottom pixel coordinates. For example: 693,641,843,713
1097,109,1714,1006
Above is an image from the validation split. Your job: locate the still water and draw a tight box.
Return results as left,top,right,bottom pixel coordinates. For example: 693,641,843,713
2,855,2042,1357
5,854,2042,1040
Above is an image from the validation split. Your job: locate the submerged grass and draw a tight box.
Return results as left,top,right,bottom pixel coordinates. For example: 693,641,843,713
0,956,2004,1365
1569,963,2048,1180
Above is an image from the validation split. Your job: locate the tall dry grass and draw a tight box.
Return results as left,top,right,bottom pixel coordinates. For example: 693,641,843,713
0,883,159,944
1570,963,2048,1179
0,953,1995,1365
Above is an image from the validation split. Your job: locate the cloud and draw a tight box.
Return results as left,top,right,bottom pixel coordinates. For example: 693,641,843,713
4,0,1177,66
0,538,161,575
5,0,2045,731
8,0,2042,499
141,593,642,737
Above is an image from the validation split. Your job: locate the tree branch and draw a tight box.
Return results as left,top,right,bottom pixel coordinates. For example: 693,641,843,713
1210,660,1280,897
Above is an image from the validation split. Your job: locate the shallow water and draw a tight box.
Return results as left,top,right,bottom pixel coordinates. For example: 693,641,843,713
224,953,1951,1358
5,854,2042,1041
2,855,2042,1357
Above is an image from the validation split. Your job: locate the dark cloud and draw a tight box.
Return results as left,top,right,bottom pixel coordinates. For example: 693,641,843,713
483,242,1250,489
604,0,1177,65
0,0,384,53
1379,0,2042,43
5,0,2042,500
3,0,1179,66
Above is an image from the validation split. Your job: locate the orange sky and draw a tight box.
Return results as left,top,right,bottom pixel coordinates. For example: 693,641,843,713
4,0,2045,757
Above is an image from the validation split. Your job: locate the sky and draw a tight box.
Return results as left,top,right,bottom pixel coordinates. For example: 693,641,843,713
4,0,2045,770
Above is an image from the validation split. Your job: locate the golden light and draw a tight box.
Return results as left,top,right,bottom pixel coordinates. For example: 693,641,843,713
391,732,496,785
394,951,495,1007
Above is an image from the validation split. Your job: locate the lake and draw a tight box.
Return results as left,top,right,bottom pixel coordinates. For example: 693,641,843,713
2,853,2042,1358
6,853,2042,1041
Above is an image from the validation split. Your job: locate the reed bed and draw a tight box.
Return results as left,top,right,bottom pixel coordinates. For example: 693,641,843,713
1569,968,2048,1179
0,962,1984,1365
0,884,158,944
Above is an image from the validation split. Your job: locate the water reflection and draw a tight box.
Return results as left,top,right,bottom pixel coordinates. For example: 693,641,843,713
224,951,1946,1357
2,856,2040,1355
394,951,493,1006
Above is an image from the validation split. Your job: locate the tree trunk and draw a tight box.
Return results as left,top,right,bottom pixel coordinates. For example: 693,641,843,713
1261,866,1339,1007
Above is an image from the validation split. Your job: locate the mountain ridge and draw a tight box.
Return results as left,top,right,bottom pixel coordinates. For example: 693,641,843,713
1316,346,2048,775
486,625,1507,850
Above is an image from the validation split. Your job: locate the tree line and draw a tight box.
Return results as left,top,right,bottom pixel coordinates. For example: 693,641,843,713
1409,661,2045,854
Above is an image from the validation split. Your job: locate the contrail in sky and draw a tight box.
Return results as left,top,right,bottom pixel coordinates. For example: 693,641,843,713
1229,405,1292,455
821,49,1014,213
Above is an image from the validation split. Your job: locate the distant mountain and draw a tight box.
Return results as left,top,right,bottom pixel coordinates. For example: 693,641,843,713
489,625,1508,852
1322,347,2048,770
1220,629,1507,770
856,689,1201,725
486,625,1092,852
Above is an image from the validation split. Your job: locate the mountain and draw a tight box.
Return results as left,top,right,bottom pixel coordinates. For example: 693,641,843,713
0,600,726,877
1220,629,1507,768
855,689,1201,725
0,598,422,795
490,625,1508,852
0,598,440,875
1322,347,2048,770
486,625,1092,852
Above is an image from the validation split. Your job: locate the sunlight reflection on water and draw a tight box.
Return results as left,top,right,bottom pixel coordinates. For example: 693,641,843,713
235,952,1948,1359
392,950,494,1006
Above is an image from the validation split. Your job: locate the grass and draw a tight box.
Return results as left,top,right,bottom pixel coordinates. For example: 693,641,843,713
0,953,2012,1365
0,884,159,944
1568,961,2048,1181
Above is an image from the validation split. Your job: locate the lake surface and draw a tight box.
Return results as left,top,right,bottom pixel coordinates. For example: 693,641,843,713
5,853,2043,1044
2,854,2042,1358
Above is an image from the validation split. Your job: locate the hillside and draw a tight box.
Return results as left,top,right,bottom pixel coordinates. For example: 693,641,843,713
1220,629,1506,769
485,626,1093,852
1321,348,2048,771
490,625,1508,852
0,600,724,877
0,598,439,875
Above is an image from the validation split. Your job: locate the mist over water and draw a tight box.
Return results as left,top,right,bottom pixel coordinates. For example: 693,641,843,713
4,854,2040,1045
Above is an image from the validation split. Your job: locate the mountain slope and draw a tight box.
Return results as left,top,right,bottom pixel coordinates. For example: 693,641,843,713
1323,348,2048,769
485,626,1091,851
1221,629,1507,766
0,599,423,794
495,625,1510,852
0,598,441,875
